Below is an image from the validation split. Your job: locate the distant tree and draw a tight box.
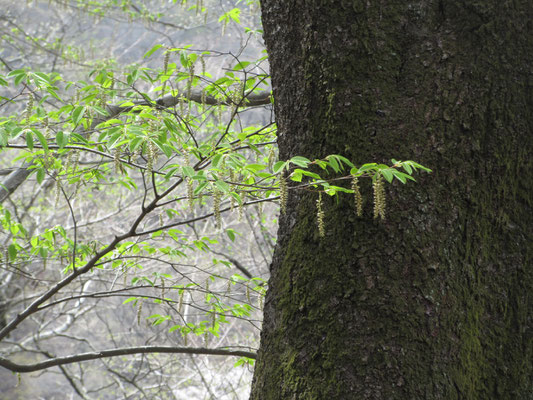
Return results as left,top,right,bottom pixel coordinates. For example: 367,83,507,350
251,1,532,399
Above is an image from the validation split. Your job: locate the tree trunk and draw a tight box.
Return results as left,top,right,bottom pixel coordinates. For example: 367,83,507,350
251,1,532,399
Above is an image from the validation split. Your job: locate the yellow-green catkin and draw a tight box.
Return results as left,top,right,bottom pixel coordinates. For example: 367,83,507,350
161,277,165,298
279,170,288,214
217,99,223,122
316,192,325,238
113,147,121,173
268,147,276,171
54,176,61,206
43,115,50,138
99,88,107,108
123,267,128,287
187,63,195,107
179,94,185,116
187,178,194,211
25,94,34,125
229,170,236,210
147,140,157,173
226,280,232,296
162,49,170,94
213,188,222,229
137,301,143,325
373,174,386,220
238,190,246,221
178,290,184,314
351,176,363,217
163,49,170,73
246,283,251,304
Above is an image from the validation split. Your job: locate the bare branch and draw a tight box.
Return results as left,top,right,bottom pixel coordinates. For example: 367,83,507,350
0,346,256,373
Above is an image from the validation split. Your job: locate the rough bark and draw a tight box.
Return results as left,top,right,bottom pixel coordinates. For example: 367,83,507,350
251,1,532,399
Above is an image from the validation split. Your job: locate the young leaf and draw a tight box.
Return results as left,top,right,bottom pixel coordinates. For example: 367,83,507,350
289,156,311,168
144,44,164,59
71,106,86,126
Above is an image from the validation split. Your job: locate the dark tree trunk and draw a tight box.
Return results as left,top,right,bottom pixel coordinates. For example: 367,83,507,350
251,1,532,399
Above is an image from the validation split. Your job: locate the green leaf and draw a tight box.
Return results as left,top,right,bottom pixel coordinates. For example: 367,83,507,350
71,106,86,125
327,155,340,172
25,131,34,150
289,156,311,168
226,228,236,242
381,169,394,183
163,117,178,133
215,179,230,193
129,137,144,152
33,129,49,152
402,162,413,174
46,86,62,101
211,154,223,168
56,131,69,148
233,61,251,71
152,139,173,158
335,154,354,168
8,244,17,261
290,170,303,182
182,166,195,178
36,167,45,184
144,44,164,59
32,72,52,87
358,163,378,173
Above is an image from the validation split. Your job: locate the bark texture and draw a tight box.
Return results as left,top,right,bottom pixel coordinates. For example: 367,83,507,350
251,1,532,399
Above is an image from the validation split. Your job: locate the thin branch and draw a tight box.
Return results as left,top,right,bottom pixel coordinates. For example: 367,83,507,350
0,346,256,373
